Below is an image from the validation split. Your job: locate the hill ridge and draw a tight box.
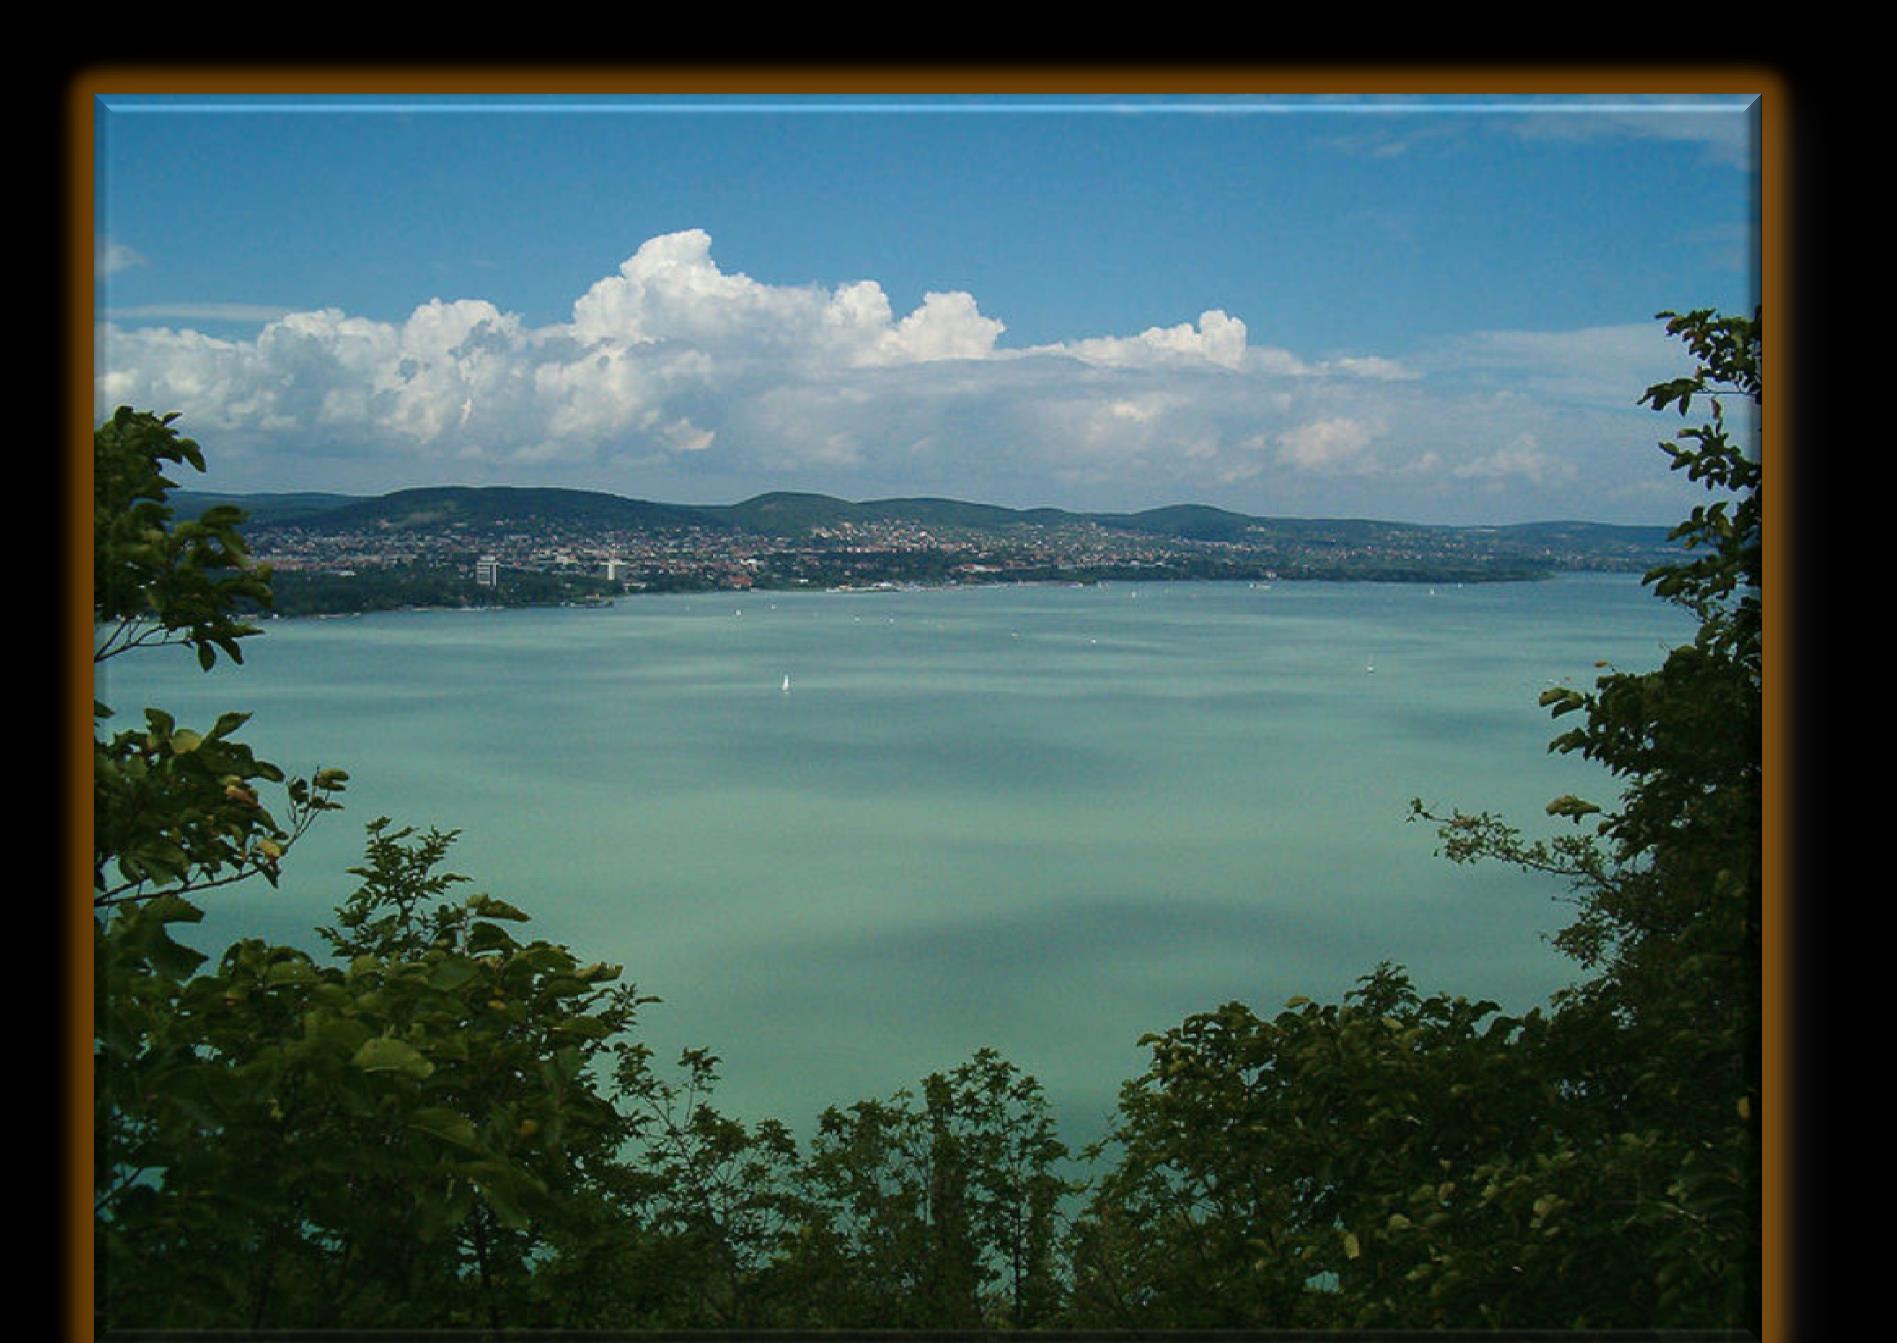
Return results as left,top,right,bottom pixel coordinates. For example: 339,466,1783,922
172,484,1676,545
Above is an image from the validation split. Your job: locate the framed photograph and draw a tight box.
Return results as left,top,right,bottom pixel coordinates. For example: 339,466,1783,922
80,71,1773,1338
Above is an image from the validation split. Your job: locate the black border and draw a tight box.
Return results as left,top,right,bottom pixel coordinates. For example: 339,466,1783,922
67,62,1808,1343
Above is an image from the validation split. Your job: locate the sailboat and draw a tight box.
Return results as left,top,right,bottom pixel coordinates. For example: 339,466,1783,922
1365,656,1376,675
781,674,791,694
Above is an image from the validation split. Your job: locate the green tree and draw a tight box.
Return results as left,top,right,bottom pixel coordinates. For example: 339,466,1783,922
941,1049,1073,1326
96,821,654,1329
1066,967,1622,1328
91,409,652,1330
604,1042,814,1326
792,1049,1073,1327
1415,306,1761,1328
93,407,347,909
93,405,346,1324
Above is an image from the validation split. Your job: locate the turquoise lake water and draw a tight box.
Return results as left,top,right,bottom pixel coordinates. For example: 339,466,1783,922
98,574,1694,1149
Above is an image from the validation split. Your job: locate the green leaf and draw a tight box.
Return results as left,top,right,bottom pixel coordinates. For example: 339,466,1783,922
467,921,518,954
265,959,318,986
467,894,531,922
409,1107,484,1152
1545,795,1602,820
351,1036,434,1078
206,711,252,739
550,1015,612,1040
425,957,481,991
1537,686,1585,713
306,1015,372,1053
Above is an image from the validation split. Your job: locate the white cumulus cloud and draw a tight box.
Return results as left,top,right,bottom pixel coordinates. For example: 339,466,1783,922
1453,433,1577,485
565,228,1002,370
1041,309,1248,370
92,228,1714,522
1277,417,1382,472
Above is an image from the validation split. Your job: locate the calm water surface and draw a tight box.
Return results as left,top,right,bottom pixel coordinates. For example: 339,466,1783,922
99,575,1693,1147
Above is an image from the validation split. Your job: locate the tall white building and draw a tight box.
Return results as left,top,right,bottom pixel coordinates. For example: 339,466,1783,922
476,555,500,587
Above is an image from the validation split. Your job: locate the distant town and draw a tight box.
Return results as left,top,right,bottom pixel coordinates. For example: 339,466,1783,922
175,485,1684,618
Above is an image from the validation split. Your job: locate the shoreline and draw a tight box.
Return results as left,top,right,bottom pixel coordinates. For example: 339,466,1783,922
251,567,1602,622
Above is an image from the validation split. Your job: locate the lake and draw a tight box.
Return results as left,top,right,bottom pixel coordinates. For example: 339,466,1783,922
97,573,1694,1150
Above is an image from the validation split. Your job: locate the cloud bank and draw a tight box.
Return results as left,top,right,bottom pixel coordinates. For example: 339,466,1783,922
95,229,1716,522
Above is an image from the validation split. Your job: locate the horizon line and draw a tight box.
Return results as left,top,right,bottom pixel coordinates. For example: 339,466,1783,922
167,482,1678,533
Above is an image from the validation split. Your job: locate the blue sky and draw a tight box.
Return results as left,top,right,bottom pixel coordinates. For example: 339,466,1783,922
94,93,1759,524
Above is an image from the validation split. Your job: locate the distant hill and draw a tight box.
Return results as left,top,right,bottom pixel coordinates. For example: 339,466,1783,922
263,485,731,534
1100,504,1271,543
171,490,367,524
707,491,864,533
181,482,1677,561
1491,520,1681,549
856,496,1076,531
